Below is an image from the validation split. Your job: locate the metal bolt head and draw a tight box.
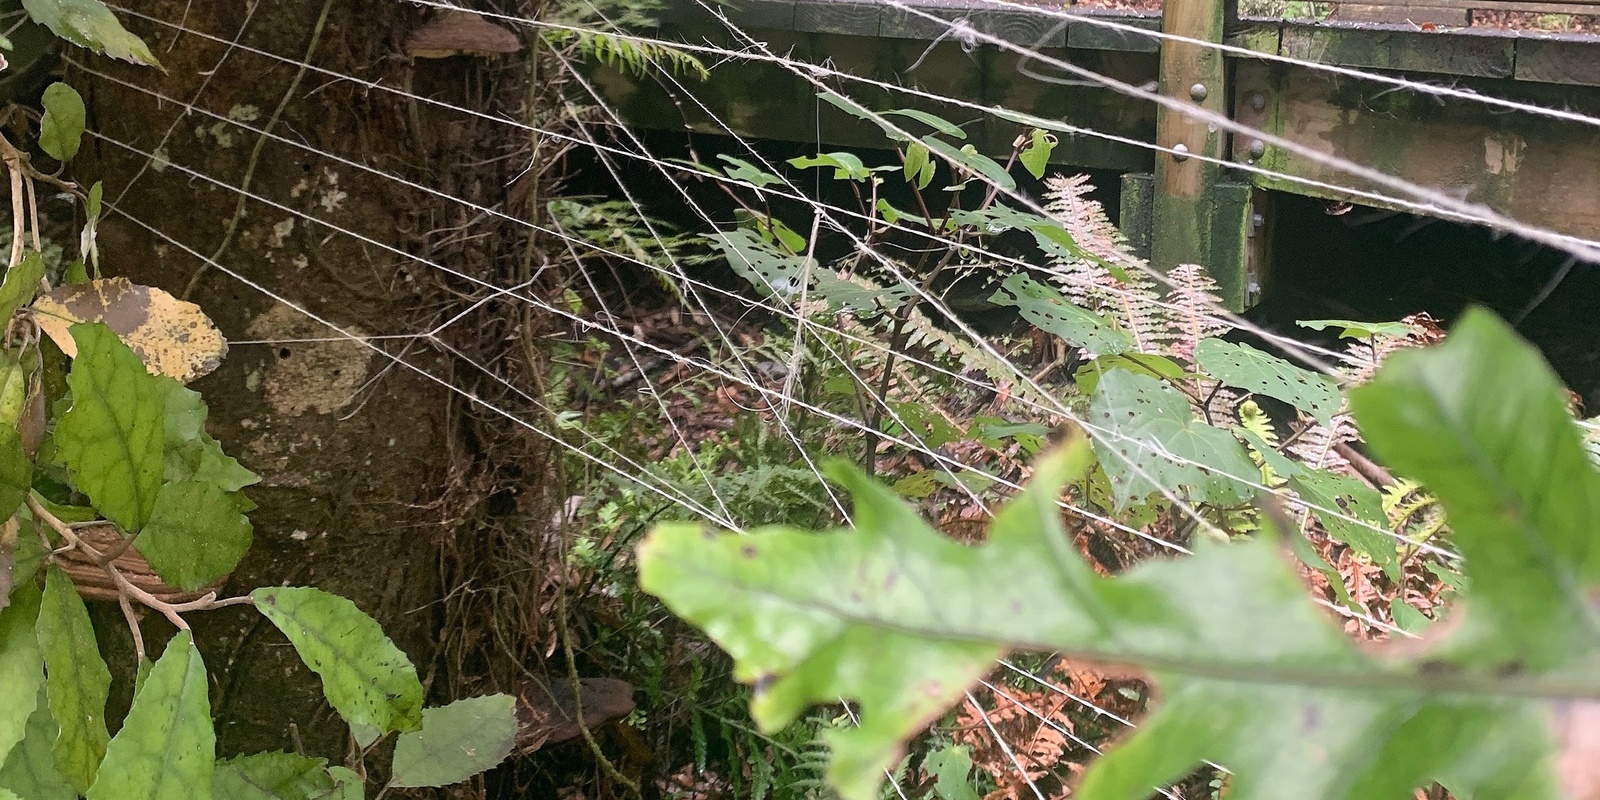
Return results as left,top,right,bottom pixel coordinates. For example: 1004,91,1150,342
1170,143,1190,162
1188,82,1209,102
1247,139,1266,159
1249,92,1267,112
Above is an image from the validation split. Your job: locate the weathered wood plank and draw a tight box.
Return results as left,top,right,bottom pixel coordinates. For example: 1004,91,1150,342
972,5,1069,47
1224,23,1282,54
1066,13,1161,52
1231,58,1600,241
1118,172,1155,259
793,0,881,35
1329,4,1469,25
722,0,799,30
879,0,970,40
1280,25,1514,77
1517,38,1600,86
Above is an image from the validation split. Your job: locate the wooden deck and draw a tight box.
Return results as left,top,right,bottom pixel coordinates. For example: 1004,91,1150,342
600,0,1600,307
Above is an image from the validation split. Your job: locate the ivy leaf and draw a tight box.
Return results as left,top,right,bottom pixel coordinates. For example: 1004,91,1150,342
135,481,252,591
21,0,161,67
37,567,110,794
250,587,423,734
0,428,31,523
0,250,45,324
37,83,84,163
86,632,213,800
390,695,518,788
0,583,43,764
55,323,165,532
1351,307,1600,669
990,274,1133,355
1087,369,1258,509
213,752,333,800
1195,339,1342,425
1018,129,1056,180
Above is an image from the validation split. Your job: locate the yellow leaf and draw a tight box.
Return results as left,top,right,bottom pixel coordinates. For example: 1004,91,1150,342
31,278,226,383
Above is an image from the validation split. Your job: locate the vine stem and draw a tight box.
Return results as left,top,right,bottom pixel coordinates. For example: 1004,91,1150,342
27,495,255,634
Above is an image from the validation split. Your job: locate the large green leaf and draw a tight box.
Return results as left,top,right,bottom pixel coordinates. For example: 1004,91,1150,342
0,428,32,524
21,0,160,66
213,752,333,800
37,566,110,793
1194,339,1342,425
989,274,1133,355
0,251,46,325
38,83,85,163
390,695,518,788
0,583,43,764
1352,307,1600,669
250,587,423,734
161,380,258,494
86,632,213,800
1087,369,1259,509
0,686,75,800
708,229,814,299
135,481,252,591
641,452,1563,799
56,323,166,532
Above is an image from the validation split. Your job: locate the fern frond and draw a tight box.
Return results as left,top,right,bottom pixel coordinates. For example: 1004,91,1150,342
1164,263,1231,363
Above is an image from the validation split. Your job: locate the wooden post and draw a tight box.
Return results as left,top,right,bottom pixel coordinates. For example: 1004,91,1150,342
1150,0,1253,308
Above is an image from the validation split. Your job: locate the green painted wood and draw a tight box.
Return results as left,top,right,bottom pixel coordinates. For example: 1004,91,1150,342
1516,38,1600,87
1230,58,1600,241
1118,172,1155,260
1279,25,1514,77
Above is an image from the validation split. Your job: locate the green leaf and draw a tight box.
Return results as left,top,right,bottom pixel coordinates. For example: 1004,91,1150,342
1018,129,1056,180
882,109,966,139
0,686,75,800
708,229,814,299
0,250,46,324
0,583,43,764
990,274,1133,355
1351,307,1600,669
0,428,30,523
135,481,252,591
213,752,333,800
37,566,110,794
787,152,872,181
902,142,934,190
1286,469,1393,568
1074,353,1188,396
921,138,1013,192
323,766,362,800
21,0,161,67
1087,369,1258,509
1296,319,1413,339
86,632,213,800
389,695,518,788
37,83,84,163
56,323,166,531
924,745,979,800
0,352,29,430
249,587,423,734
1195,339,1342,425
715,154,784,188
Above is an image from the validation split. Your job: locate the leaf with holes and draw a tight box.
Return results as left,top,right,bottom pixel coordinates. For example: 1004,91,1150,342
86,632,213,800
135,481,252,591
55,323,166,532
1087,369,1258,510
37,567,110,794
21,0,160,66
251,587,423,734
37,83,84,163
708,229,814,299
212,751,333,800
390,694,518,788
1196,339,1341,425
990,274,1132,355
1286,469,1393,569
0,686,74,800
